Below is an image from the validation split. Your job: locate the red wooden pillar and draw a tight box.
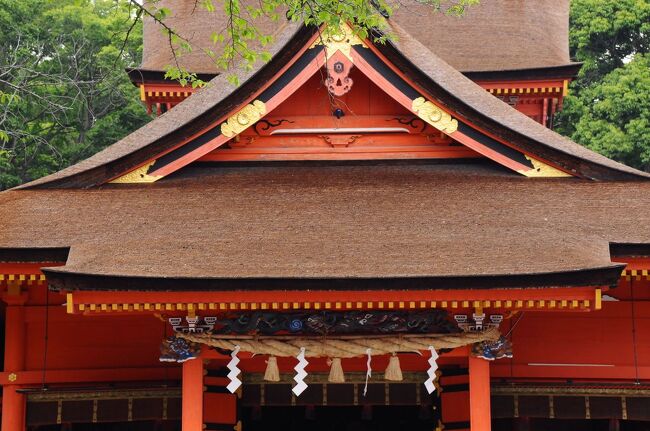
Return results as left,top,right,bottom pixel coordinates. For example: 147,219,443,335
542,98,549,128
469,356,491,431
182,358,204,431
2,299,26,431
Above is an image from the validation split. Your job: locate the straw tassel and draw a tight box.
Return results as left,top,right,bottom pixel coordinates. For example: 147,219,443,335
264,356,280,382
328,358,345,383
384,353,403,381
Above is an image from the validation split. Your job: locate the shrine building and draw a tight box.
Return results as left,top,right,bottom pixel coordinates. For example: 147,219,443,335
1,1,650,430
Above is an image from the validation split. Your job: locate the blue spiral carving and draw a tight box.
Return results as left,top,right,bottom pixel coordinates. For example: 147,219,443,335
289,319,303,332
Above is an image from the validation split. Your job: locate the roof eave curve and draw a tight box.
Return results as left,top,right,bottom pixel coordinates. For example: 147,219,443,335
375,21,649,181
18,21,649,189
42,264,625,292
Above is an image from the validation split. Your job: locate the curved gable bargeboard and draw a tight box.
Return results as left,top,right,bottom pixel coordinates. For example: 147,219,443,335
108,26,598,182
111,25,572,182
375,21,649,181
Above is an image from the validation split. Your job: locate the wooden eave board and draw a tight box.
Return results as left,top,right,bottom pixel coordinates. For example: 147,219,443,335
66,287,604,315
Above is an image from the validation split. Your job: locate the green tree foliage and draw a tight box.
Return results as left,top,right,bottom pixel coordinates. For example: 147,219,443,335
560,55,650,171
0,0,151,189
568,0,649,88
556,0,650,172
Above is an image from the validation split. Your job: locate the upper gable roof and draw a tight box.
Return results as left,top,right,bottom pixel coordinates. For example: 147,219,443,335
141,0,573,74
19,20,649,189
391,0,573,73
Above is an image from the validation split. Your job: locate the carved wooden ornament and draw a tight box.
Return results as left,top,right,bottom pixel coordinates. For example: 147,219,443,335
221,100,267,138
411,97,458,134
326,51,354,96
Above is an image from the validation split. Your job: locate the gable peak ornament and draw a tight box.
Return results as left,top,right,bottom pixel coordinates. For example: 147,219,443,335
326,51,355,96
310,23,367,61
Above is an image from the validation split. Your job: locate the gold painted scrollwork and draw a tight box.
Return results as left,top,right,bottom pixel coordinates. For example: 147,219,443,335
221,100,267,138
309,23,367,61
109,161,162,184
519,156,572,178
411,97,458,134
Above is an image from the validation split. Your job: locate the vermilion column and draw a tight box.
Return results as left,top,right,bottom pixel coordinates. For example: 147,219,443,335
2,303,26,431
182,358,204,431
469,355,491,431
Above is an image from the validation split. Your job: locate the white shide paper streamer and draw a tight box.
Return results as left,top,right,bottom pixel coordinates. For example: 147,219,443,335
226,345,242,393
424,346,439,394
363,348,372,396
292,347,309,396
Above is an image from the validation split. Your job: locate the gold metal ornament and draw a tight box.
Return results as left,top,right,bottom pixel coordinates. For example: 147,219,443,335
109,161,162,184
309,23,367,61
519,156,572,178
8,373,17,382
221,100,267,138
411,97,458,134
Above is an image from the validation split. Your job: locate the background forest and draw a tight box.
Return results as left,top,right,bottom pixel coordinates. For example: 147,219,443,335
0,0,648,189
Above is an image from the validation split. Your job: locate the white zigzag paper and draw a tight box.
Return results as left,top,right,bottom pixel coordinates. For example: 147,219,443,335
424,346,439,394
226,345,242,393
363,348,372,396
292,347,308,396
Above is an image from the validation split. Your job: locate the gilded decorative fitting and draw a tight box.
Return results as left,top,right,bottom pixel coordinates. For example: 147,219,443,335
519,156,572,178
310,23,367,61
221,100,266,138
8,373,17,382
411,97,458,134
109,161,162,184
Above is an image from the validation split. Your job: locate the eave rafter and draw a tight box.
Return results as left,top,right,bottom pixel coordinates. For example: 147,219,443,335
109,24,573,184
0,263,52,287
481,80,570,97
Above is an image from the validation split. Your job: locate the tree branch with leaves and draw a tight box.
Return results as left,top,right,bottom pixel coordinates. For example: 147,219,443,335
132,0,478,86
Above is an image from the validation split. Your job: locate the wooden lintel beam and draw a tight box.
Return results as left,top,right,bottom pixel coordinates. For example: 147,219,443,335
0,367,181,386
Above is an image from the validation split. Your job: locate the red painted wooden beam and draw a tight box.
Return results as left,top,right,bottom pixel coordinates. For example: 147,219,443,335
182,358,204,431
1,304,26,431
0,367,181,386
68,287,605,316
469,356,492,431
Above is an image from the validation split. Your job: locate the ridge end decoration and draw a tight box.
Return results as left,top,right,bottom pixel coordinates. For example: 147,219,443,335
221,100,267,138
309,23,367,61
109,161,162,184
519,155,572,178
411,97,458,134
